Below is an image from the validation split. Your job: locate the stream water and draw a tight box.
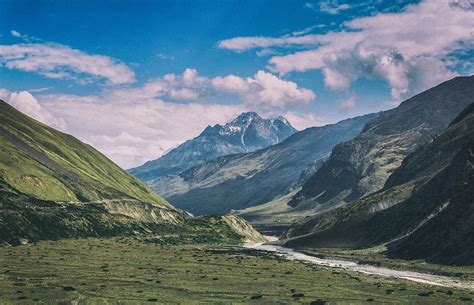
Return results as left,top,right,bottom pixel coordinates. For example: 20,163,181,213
244,238,473,290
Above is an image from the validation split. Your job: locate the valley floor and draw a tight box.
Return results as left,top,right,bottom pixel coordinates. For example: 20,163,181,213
1,238,473,304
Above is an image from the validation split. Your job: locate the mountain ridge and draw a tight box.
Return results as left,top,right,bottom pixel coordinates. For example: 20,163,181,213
282,100,474,265
290,75,474,208
154,112,378,215
129,112,297,181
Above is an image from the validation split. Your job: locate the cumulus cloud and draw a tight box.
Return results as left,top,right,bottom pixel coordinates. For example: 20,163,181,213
123,68,315,108
219,0,474,100
339,95,356,111
0,42,136,85
320,43,457,100
0,89,66,129
211,70,315,110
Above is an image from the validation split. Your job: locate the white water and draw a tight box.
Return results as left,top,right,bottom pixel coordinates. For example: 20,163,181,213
244,239,474,290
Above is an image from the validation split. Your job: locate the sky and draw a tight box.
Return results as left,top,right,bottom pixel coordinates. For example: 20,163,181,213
1,0,473,168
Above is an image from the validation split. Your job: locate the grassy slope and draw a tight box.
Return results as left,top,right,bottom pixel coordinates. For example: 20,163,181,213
0,180,265,244
0,100,268,244
1,238,472,304
0,100,170,207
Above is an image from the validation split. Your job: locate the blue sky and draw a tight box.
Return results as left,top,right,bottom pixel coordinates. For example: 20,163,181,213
1,0,473,168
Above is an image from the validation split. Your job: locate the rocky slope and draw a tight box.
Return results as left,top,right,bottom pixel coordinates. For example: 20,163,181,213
129,112,296,181
154,113,377,215
290,76,474,208
283,102,474,265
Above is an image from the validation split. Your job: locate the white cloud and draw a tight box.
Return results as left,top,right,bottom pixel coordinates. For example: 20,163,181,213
292,24,326,36
256,48,279,57
211,70,315,110
0,42,136,85
339,95,356,111
33,91,247,169
219,0,474,100
10,30,22,37
127,68,316,108
0,89,66,130
283,111,327,130
320,43,457,100
156,53,175,61
312,1,351,15
217,34,320,51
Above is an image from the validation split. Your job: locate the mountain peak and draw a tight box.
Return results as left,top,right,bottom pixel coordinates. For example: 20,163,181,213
130,111,297,181
230,112,262,126
237,111,260,119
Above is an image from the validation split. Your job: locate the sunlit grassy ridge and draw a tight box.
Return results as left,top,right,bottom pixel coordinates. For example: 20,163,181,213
0,100,170,207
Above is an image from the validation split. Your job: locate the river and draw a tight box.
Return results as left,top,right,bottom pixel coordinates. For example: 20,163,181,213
244,238,474,290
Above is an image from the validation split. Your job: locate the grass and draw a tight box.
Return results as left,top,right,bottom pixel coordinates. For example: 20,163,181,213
0,100,170,207
1,238,473,304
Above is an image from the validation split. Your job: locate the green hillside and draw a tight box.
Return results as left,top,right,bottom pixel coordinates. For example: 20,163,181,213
0,100,267,244
0,100,170,207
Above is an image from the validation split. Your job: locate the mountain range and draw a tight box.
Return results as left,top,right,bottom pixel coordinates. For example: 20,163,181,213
129,112,296,181
2,75,473,266
152,112,377,215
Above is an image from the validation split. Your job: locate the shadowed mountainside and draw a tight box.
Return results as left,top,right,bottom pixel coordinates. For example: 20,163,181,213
290,76,474,209
284,102,474,265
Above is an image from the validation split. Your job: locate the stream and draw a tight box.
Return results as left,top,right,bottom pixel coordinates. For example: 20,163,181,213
244,238,474,290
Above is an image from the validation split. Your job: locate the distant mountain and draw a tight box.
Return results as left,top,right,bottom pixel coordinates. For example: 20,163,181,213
290,76,474,208
153,113,377,215
129,112,297,181
283,96,474,265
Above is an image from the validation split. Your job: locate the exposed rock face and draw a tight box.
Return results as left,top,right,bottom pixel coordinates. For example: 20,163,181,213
129,112,297,181
153,113,377,215
291,76,474,207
